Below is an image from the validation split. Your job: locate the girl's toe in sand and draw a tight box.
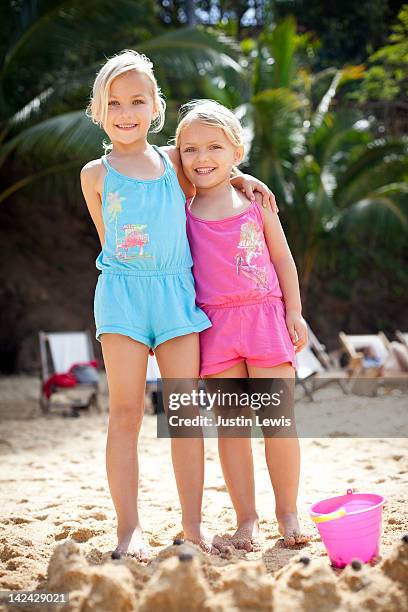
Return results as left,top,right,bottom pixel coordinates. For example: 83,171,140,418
294,531,312,545
231,520,261,552
115,546,151,562
125,550,150,562
231,534,262,552
184,527,226,555
282,531,297,547
282,530,311,547
116,529,151,562
277,513,311,548
185,538,220,555
212,534,234,554
131,547,151,562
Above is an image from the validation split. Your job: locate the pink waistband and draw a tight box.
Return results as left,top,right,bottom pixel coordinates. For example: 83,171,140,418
200,296,283,310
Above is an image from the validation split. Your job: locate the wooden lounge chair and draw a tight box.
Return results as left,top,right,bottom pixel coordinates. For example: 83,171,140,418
39,330,100,414
339,332,390,377
338,331,408,394
296,325,348,400
396,331,408,347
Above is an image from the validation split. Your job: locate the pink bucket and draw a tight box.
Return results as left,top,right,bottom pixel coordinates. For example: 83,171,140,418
309,489,386,568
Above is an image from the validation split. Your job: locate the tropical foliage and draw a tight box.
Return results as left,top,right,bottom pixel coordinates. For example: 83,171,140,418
0,1,243,204
237,18,408,300
272,0,397,67
1,1,407,319
353,5,408,102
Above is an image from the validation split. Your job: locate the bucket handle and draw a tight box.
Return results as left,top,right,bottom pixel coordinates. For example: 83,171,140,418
311,507,346,523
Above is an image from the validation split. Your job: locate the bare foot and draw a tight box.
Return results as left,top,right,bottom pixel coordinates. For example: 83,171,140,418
231,518,261,552
277,512,311,547
114,527,150,561
183,523,231,555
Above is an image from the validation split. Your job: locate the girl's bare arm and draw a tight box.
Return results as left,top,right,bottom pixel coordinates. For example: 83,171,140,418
163,146,196,198
80,160,106,247
257,194,307,351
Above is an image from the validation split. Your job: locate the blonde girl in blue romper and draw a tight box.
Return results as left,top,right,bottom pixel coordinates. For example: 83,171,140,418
81,50,276,560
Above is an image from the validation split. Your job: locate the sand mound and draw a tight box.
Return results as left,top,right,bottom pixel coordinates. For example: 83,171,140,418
21,537,404,612
47,540,136,611
382,533,408,588
1,386,407,611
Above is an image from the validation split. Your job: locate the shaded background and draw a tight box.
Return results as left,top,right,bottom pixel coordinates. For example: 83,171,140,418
1,0,407,373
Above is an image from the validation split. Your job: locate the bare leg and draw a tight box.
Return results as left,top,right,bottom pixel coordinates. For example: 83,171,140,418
155,333,229,554
206,362,260,552
101,334,149,560
247,363,310,546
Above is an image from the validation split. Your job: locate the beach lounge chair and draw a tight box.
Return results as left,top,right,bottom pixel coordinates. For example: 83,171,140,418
296,325,348,400
39,330,100,414
338,332,408,395
296,344,325,400
396,331,408,347
146,354,161,383
145,354,162,414
338,332,391,378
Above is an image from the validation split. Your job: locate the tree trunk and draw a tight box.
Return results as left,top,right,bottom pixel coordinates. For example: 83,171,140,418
185,0,196,26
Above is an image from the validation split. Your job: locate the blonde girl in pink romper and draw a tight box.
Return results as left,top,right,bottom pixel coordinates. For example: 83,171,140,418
177,99,311,550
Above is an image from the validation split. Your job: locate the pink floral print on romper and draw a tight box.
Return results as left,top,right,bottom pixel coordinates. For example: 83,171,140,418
235,220,270,290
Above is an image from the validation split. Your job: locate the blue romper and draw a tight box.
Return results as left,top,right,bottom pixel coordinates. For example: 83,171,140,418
94,146,211,348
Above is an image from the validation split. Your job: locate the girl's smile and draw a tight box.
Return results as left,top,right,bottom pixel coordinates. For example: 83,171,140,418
194,166,216,175
104,71,157,145
115,123,139,130
180,123,243,190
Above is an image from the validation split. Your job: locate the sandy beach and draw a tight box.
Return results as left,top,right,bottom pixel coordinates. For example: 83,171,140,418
0,375,407,611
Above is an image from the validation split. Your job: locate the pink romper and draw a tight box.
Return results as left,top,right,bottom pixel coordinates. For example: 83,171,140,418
186,198,296,376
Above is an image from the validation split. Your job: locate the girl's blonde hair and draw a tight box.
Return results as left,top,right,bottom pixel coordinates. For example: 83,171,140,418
87,49,166,132
175,99,244,148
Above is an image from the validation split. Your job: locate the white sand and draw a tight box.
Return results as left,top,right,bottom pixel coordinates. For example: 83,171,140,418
0,376,407,611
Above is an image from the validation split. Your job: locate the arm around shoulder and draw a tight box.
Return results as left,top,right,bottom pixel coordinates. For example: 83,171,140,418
161,145,195,199
162,145,180,172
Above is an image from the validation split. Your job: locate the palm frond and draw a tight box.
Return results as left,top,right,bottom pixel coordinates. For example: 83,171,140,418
310,112,372,181
311,66,364,130
311,71,343,129
263,17,298,89
0,160,80,205
0,111,103,168
338,195,408,234
251,88,302,161
8,88,54,128
142,27,241,70
335,141,408,207
141,27,245,97
2,0,156,78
